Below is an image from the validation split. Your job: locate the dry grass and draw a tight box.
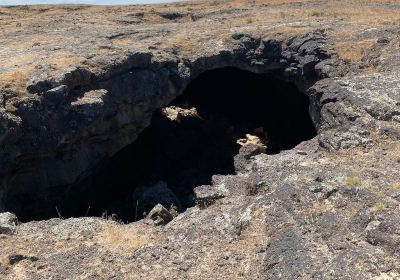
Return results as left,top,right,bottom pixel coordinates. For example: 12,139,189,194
0,234,33,279
1,0,400,93
187,205,268,279
0,68,34,93
344,177,362,186
229,0,400,62
346,206,360,219
388,182,400,190
96,223,162,253
361,65,379,74
49,55,84,69
373,201,386,211
0,55,83,94
335,39,377,63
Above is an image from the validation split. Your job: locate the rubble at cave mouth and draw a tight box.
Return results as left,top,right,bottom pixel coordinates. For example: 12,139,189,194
13,67,317,223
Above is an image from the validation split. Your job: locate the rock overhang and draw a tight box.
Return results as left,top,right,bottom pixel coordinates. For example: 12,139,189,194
0,31,335,210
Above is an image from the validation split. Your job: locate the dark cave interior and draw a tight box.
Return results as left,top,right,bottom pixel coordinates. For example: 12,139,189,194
10,67,317,222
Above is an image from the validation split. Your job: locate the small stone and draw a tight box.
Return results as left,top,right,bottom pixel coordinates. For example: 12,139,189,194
315,176,323,182
392,115,400,122
323,185,338,199
309,185,323,193
147,204,174,225
0,212,17,235
161,106,198,122
8,254,25,265
169,204,179,218
237,134,264,146
377,37,390,44
8,254,38,265
157,11,186,20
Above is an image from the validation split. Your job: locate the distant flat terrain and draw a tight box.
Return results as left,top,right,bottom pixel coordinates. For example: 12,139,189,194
0,0,181,6
0,0,399,94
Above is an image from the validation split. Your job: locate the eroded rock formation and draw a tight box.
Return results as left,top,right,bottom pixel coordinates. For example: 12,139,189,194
1,31,332,219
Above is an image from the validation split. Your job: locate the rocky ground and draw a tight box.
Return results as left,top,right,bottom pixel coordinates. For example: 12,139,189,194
1,138,399,279
0,0,400,279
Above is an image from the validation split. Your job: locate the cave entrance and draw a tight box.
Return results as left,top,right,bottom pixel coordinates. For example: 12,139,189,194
14,67,317,222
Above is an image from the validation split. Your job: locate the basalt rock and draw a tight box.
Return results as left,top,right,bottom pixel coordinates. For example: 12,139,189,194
0,212,17,235
0,30,337,217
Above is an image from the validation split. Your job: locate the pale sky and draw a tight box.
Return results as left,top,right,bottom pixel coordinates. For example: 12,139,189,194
0,0,180,5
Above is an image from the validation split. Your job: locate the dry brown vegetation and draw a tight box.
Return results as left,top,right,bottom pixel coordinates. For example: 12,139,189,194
0,0,399,93
96,223,163,253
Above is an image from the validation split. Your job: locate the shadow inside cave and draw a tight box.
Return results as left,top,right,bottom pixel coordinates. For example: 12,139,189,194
11,67,317,222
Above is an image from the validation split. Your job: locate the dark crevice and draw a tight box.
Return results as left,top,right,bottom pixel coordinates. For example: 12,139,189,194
7,67,317,222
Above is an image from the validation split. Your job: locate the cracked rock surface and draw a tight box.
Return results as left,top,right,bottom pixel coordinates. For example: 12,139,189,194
0,0,399,279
